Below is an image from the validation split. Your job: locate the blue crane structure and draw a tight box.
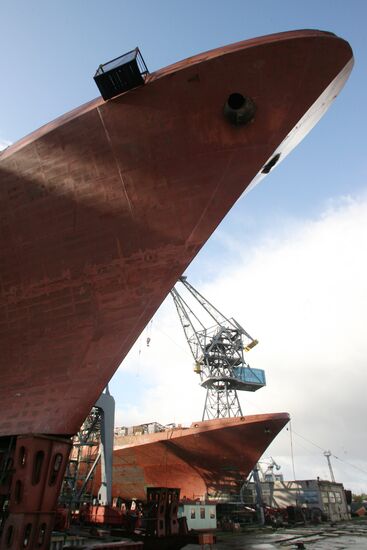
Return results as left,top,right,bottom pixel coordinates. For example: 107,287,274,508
170,277,266,420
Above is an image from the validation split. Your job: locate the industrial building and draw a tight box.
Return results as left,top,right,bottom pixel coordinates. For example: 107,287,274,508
248,478,350,522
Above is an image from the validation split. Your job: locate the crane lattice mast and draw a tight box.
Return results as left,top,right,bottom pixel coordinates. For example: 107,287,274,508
170,277,265,420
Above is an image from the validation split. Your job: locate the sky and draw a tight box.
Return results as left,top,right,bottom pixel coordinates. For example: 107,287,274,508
1,1,366,493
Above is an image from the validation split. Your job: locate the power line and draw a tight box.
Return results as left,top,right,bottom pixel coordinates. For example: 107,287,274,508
291,429,325,452
332,454,367,477
291,428,367,477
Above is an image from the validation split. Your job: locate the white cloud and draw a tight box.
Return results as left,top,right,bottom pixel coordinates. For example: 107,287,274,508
111,192,367,493
0,138,11,151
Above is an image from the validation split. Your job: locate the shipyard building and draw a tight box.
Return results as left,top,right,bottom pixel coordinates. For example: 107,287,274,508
248,479,350,522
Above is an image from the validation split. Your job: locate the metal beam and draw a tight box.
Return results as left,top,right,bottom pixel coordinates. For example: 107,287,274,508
95,387,115,505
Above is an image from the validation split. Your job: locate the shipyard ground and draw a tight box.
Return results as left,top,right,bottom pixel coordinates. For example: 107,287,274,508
51,519,367,548
182,518,367,548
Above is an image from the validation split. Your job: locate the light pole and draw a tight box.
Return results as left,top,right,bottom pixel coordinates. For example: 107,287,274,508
324,450,336,482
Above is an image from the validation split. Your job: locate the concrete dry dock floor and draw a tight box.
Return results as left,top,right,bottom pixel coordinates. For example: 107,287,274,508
182,519,367,549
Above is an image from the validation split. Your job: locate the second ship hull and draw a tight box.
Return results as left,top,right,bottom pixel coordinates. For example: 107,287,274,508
102,413,290,501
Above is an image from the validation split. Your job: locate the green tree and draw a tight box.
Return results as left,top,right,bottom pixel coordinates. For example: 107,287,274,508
352,493,367,503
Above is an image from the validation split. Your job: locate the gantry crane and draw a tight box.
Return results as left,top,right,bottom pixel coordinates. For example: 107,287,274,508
170,276,266,420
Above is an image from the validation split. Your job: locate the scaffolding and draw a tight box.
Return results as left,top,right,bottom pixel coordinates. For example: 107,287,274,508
59,389,115,509
59,407,101,508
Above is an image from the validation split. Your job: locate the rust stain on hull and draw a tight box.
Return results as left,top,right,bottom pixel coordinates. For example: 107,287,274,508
0,31,353,437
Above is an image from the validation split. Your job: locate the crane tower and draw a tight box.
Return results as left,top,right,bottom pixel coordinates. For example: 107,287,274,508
170,277,266,420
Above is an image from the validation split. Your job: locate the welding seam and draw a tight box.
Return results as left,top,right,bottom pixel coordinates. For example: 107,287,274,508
97,107,134,218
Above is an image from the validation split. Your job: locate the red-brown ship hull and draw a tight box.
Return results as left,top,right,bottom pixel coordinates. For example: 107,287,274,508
0,31,353,438
99,413,290,501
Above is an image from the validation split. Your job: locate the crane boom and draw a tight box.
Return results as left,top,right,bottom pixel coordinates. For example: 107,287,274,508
170,286,206,361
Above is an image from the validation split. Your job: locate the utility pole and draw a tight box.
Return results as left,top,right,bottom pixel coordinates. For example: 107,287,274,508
324,450,336,482
252,464,265,525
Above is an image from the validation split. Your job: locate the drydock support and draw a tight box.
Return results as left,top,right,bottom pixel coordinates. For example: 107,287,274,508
59,388,115,509
0,434,72,549
94,389,115,506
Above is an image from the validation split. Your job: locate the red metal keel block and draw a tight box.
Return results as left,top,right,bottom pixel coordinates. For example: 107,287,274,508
166,488,180,536
145,487,167,538
8,435,72,514
0,512,54,550
145,487,181,538
0,435,71,550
